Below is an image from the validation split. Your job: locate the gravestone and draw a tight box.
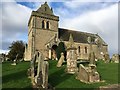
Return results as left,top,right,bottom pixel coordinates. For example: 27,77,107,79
42,61,49,89
88,37,96,66
56,52,64,67
89,65,100,82
11,54,18,65
89,52,96,66
30,51,49,89
66,34,78,74
76,64,100,83
35,52,43,86
103,54,110,63
30,53,37,85
111,54,119,63
76,36,100,83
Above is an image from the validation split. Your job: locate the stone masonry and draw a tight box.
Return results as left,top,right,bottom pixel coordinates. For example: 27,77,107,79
24,2,108,61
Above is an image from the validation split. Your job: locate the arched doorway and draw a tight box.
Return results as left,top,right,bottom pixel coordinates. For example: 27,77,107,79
51,45,58,60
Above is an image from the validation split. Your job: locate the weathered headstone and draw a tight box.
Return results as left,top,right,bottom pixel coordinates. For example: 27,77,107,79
76,36,100,83
35,52,43,85
57,52,64,67
89,52,96,66
30,51,49,89
76,64,100,83
30,53,37,85
42,61,49,89
88,37,96,66
11,54,18,65
111,54,119,63
66,34,78,74
103,53,110,63
89,65,100,82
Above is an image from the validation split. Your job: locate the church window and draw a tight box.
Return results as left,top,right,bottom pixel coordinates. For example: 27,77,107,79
78,46,80,53
85,47,87,53
46,21,50,29
45,7,47,11
42,20,45,29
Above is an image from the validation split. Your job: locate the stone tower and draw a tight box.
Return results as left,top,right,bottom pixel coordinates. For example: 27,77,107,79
24,2,59,61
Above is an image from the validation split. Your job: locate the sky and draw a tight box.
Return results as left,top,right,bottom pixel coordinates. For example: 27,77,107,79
1,0,119,57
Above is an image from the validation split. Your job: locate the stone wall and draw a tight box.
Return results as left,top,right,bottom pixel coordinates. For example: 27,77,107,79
64,41,108,60
35,17,58,31
24,14,59,61
24,3,108,61
34,15,58,58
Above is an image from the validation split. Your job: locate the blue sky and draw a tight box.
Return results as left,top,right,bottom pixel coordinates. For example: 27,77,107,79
1,0,119,56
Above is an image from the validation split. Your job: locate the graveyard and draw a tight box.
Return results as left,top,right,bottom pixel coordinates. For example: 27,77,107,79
2,60,119,89
1,1,119,90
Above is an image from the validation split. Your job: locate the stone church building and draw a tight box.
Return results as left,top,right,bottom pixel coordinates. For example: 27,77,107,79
24,2,108,61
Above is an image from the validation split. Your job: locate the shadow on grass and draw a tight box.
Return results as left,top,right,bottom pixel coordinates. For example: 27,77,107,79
2,88,34,90
2,70,27,84
49,67,72,87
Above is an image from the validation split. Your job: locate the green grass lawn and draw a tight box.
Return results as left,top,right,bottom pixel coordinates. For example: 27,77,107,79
2,61,32,88
48,60,119,89
2,60,119,89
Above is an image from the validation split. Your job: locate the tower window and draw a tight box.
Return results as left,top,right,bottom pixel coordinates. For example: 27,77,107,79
46,21,49,29
85,47,87,54
42,20,45,29
78,46,80,53
45,7,47,11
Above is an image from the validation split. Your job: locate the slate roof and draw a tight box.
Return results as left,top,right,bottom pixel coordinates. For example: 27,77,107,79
58,28,107,46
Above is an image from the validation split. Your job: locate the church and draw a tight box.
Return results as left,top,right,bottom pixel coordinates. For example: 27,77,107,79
24,2,108,61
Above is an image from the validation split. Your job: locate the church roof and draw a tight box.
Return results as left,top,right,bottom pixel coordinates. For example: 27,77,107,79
58,28,107,46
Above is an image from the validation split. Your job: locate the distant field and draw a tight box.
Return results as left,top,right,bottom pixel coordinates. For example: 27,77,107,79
2,60,119,89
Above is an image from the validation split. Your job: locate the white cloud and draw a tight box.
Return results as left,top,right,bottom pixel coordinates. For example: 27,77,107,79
59,3,118,56
1,1,118,57
0,50,9,54
63,0,119,9
1,1,32,50
2,0,119,2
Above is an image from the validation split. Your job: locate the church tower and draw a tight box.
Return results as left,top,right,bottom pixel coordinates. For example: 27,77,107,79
24,2,59,61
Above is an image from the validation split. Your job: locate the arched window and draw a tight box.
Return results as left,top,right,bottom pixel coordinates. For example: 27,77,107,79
78,46,80,53
45,7,47,11
42,20,45,29
46,21,49,29
85,47,87,54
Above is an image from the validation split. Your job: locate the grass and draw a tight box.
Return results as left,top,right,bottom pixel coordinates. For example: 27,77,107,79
48,60,119,89
96,60,119,84
2,61,32,88
2,60,119,89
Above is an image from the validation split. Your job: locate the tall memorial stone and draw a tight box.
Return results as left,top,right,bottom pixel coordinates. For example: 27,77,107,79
88,37,96,66
30,51,49,89
57,52,65,67
42,61,49,89
35,52,43,86
76,37,100,83
66,34,78,74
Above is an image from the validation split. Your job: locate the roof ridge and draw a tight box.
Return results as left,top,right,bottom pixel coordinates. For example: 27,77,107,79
58,28,97,36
